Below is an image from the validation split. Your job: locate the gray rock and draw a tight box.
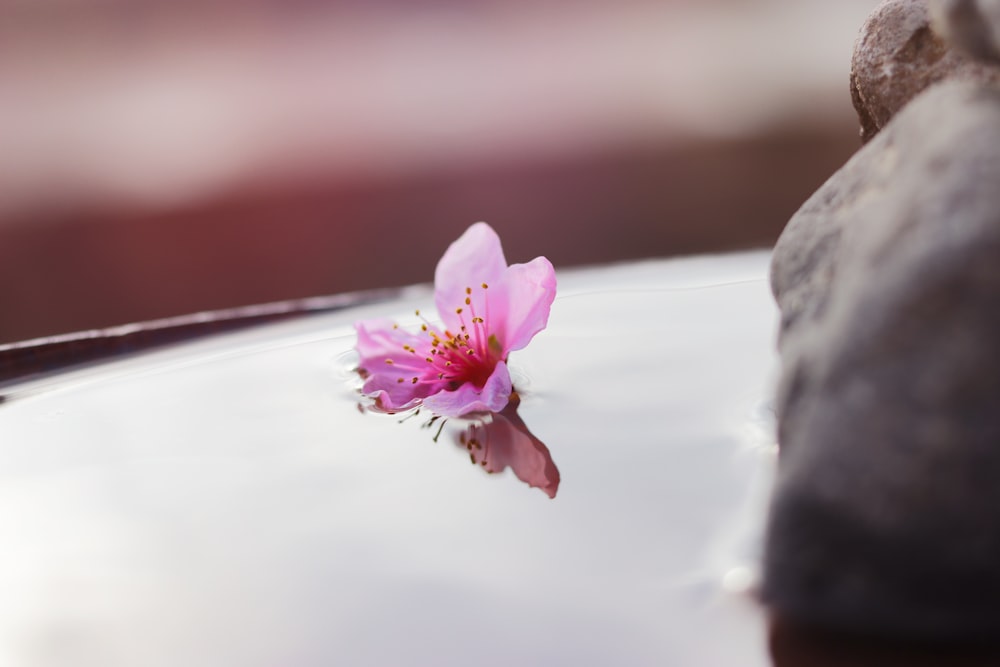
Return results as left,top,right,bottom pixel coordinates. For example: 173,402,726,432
850,0,1000,142
763,80,1000,642
930,0,1000,62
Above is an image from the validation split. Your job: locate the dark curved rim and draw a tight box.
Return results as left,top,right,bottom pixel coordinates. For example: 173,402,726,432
0,288,402,387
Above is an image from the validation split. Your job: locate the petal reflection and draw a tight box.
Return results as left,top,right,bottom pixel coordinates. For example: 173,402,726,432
454,394,560,499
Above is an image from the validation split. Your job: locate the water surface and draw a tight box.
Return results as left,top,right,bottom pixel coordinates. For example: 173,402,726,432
0,251,778,667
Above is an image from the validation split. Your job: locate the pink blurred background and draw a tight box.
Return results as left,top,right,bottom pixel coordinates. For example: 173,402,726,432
0,0,876,343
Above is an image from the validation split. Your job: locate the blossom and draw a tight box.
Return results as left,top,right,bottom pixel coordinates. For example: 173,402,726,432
355,223,556,417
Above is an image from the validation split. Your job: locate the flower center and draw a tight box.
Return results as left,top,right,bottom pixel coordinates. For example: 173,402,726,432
388,283,502,391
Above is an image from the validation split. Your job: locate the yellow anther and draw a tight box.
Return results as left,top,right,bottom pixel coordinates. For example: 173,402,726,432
421,324,428,331
456,307,463,314
384,359,394,365
465,287,472,295
415,309,420,316
425,357,433,363
466,349,475,355
411,377,418,384
482,283,488,289
465,297,471,305
397,378,404,383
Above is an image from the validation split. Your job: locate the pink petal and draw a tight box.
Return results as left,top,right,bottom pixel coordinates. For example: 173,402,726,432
490,256,557,352
355,318,402,361
434,223,509,333
355,319,445,412
421,360,512,417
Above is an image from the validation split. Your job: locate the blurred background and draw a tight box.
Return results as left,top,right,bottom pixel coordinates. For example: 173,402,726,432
0,0,877,344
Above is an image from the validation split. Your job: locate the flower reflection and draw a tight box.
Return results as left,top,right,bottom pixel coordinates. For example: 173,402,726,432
453,392,560,499
360,391,560,498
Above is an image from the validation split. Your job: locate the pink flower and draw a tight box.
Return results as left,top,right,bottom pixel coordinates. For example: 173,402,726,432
355,223,556,417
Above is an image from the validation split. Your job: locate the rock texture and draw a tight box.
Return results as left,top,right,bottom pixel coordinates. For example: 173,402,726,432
851,0,1000,142
930,0,1000,62
764,79,1000,642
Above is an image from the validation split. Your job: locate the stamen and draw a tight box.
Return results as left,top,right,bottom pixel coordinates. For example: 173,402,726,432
384,359,394,365
459,283,489,358
432,418,447,442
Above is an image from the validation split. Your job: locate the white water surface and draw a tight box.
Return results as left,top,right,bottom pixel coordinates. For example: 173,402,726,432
0,251,778,667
